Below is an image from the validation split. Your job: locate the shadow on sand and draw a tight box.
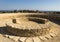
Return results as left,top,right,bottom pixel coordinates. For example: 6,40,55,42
0,26,16,36
49,19,60,25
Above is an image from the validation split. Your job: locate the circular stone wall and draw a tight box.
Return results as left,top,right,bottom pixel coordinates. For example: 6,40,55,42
6,17,51,37
1,14,59,42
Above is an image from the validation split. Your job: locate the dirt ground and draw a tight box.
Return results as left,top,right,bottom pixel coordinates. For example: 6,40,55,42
0,13,60,42
43,19,60,42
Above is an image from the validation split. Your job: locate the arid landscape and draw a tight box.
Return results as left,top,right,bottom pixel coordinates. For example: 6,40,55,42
0,0,60,42
0,13,60,42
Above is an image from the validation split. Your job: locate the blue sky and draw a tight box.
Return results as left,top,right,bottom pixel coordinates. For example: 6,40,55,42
0,0,60,11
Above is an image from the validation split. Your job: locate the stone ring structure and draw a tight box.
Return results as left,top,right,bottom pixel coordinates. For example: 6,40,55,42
3,14,59,42
6,17,51,37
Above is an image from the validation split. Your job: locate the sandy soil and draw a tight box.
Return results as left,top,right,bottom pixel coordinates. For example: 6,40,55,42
0,34,15,42
0,13,60,42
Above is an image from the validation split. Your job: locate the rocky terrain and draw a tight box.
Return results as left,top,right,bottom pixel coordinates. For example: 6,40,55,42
0,13,60,42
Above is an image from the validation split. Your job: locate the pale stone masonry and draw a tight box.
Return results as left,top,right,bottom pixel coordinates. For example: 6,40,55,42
0,13,59,42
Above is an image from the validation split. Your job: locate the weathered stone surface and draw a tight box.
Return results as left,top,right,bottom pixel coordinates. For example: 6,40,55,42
6,17,51,37
0,13,59,42
0,34,15,42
